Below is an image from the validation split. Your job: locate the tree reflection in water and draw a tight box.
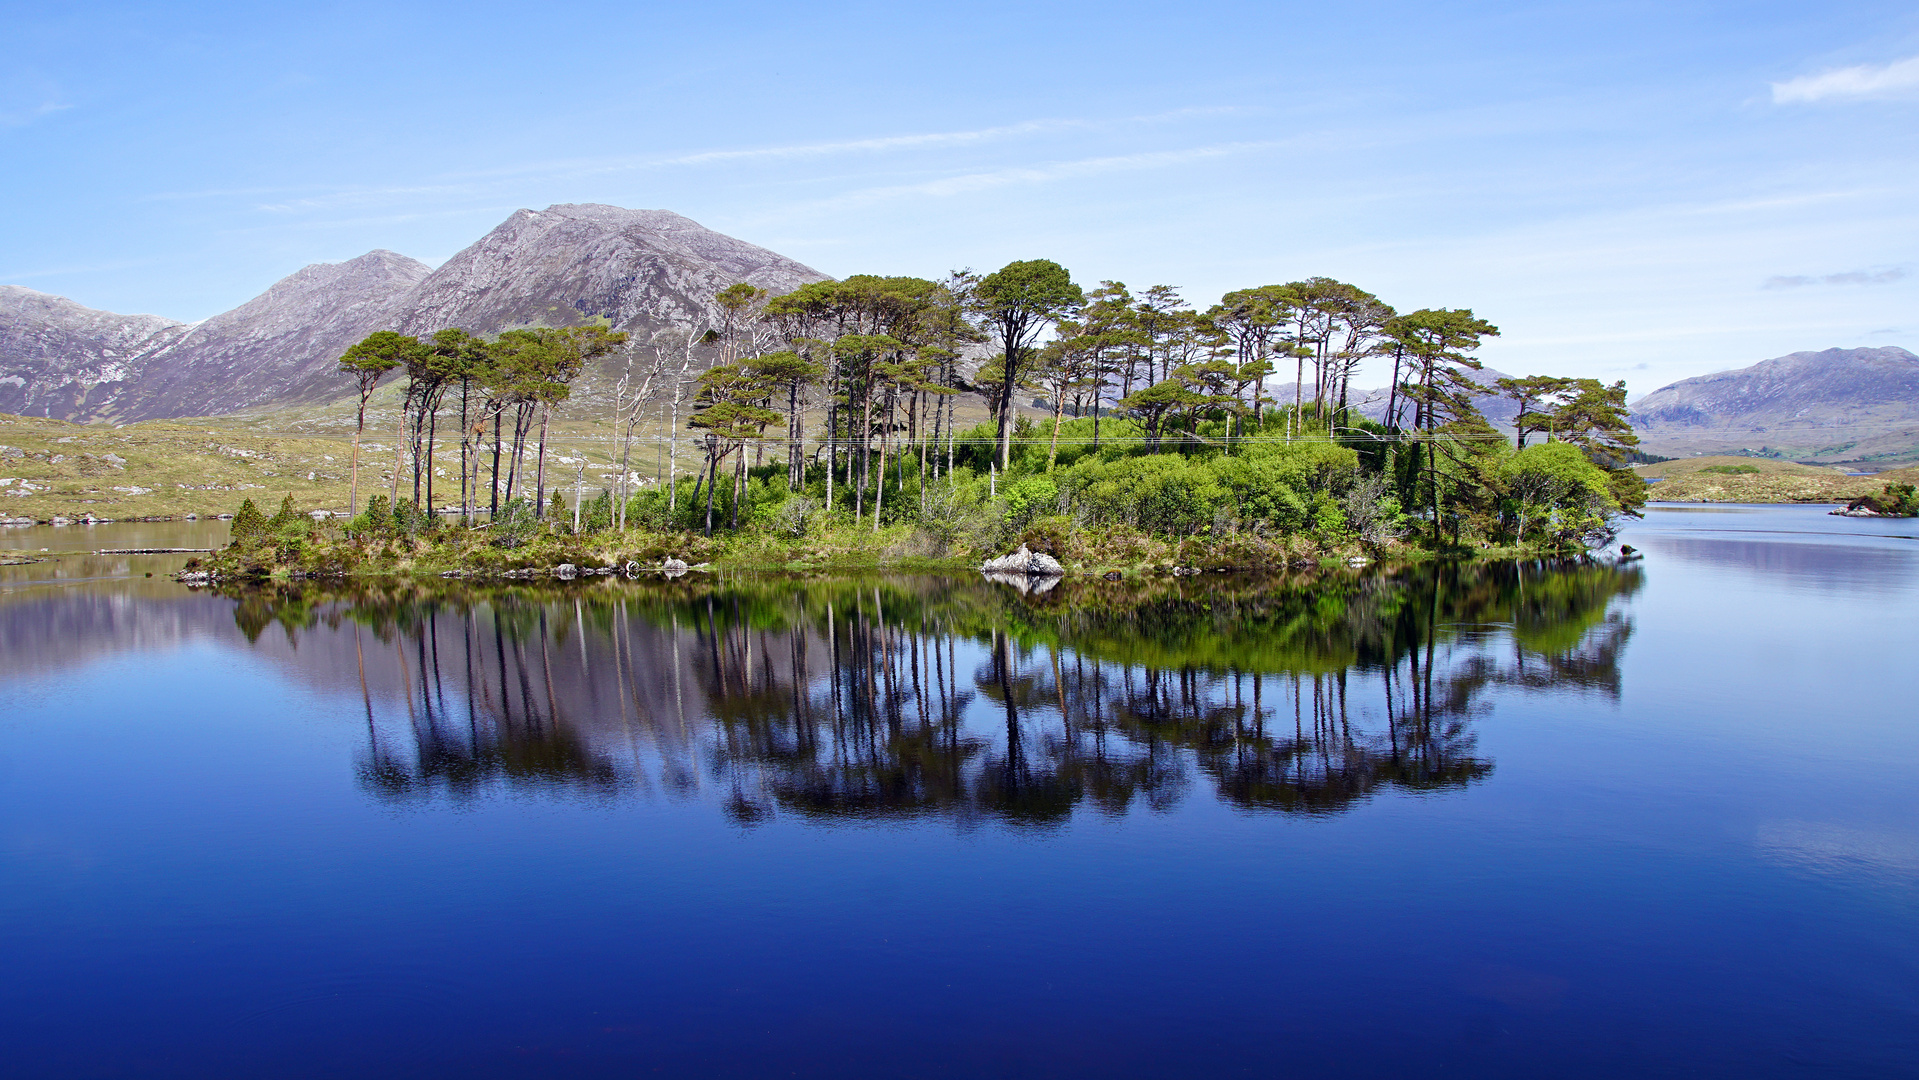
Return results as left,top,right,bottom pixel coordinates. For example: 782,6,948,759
215,561,1638,824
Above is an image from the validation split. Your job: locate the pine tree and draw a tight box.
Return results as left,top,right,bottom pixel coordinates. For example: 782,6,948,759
228,499,269,547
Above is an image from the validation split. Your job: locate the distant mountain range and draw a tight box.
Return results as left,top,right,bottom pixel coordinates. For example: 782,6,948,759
3,211,1914,464
1629,346,1919,463
0,205,826,423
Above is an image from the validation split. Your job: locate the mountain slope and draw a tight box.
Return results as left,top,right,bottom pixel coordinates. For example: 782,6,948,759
397,204,827,339
0,205,829,423
129,249,431,417
0,287,187,418
1630,347,1919,462
0,251,429,422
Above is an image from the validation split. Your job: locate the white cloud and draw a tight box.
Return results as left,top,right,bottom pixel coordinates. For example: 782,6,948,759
1771,54,1919,103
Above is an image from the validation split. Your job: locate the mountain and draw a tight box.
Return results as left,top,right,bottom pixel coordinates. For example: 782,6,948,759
397,204,825,338
1262,367,1520,427
0,205,829,423
0,251,427,422
1630,347,1919,462
0,287,187,418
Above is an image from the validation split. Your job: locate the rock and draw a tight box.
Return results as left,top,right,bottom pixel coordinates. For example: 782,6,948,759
979,545,1066,577
662,557,689,571
623,560,641,575
1832,497,1887,517
1102,570,1122,581
554,563,578,579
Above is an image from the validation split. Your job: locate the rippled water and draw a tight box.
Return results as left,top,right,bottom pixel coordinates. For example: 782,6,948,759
1,505,1913,1078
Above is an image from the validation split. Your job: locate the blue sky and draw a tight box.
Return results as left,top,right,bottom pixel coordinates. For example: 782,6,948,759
3,0,1915,393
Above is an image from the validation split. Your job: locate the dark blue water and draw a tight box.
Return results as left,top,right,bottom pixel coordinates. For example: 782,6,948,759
1,504,1914,1078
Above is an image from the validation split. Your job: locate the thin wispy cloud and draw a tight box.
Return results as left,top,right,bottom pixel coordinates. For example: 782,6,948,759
1772,54,1919,103
1764,267,1907,289
0,99,71,128
784,142,1280,213
141,107,1245,212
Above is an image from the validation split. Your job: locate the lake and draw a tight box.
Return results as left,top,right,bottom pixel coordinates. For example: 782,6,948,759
2,505,1914,1078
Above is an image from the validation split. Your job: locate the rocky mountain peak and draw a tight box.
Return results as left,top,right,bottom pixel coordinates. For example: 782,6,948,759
2,206,829,422
397,204,828,340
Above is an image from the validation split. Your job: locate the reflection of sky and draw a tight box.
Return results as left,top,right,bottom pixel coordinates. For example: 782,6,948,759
1,506,1916,1076
1623,503,1919,596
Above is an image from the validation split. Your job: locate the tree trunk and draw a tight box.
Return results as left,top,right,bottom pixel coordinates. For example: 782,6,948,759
533,405,551,517
732,447,745,530
390,395,406,509
1048,393,1064,472
704,443,720,536
490,409,503,516
425,397,439,512
350,390,369,516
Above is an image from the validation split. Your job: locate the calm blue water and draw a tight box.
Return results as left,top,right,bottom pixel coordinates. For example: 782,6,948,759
1,504,1914,1078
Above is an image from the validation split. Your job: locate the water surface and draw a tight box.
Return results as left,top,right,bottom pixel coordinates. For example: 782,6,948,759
1,505,1913,1078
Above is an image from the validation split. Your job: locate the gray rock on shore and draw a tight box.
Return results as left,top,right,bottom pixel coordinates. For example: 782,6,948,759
981,545,1065,577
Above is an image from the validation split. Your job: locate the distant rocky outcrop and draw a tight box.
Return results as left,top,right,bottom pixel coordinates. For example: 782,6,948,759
0,205,829,423
1630,347,1919,462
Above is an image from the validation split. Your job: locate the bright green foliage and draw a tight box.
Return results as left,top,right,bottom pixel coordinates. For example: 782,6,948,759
580,490,614,532
228,498,269,547
999,475,1059,531
1700,463,1761,475
1499,442,1619,550
1056,455,1229,536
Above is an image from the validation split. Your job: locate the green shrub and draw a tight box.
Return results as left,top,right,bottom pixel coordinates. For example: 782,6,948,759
580,490,614,532
228,498,269,547
265,495,301,530
392,498,430,538
1700,463,1760,475
492,498,540,548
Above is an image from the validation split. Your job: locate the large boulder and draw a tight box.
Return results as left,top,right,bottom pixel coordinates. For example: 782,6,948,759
980,545,1065,577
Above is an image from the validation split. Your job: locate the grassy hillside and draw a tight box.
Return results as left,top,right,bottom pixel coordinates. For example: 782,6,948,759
1635,456,1918,503
0,383,1005,523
